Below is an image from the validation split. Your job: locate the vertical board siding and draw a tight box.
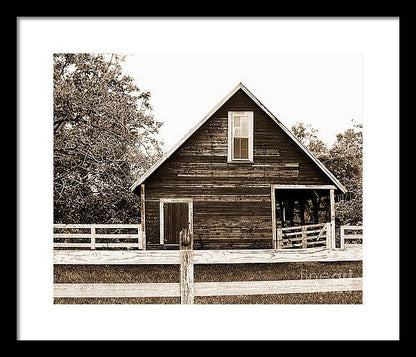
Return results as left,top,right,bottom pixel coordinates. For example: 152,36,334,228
145,89,331,249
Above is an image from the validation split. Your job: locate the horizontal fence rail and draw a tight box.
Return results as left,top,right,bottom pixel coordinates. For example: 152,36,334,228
53,224,144,250
340,225,363,250
53,246,363,265
54,277,363,299
277,223,333,249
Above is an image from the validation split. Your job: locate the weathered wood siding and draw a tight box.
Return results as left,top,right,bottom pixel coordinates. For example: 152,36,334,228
144,89,331,249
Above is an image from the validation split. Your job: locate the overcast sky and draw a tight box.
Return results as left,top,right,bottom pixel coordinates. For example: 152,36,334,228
121,53,363,151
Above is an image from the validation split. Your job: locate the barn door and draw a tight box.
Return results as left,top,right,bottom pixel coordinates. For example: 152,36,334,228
163,202,190,245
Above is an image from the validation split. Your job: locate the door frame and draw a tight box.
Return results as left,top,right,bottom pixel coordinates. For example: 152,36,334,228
159,198,194,245
270,184,337,249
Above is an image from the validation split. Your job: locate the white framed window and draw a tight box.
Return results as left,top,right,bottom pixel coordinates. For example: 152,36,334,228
228,111,254,162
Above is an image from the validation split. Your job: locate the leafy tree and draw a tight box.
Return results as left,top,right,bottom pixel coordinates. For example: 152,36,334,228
327,121,363,226
54,53,163,223
291,120,363,226
291,122,328,159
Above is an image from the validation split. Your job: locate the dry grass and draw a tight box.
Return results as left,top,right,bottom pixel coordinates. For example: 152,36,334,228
195,262,362,282
54,292,362,305
195,291,362,304
54,264,179,283
54,261,362,304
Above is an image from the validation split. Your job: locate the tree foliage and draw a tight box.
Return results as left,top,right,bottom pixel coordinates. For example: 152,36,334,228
328,121,363,226
291,120,363,225
291,122,328,159
54,53,163,223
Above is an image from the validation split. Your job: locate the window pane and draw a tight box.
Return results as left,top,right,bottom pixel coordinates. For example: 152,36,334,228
234,127,241,136
240,138,249,159
240,137,248,150
240,116,248,128
240,126,248,137
234,137,241,159
233,116,240,128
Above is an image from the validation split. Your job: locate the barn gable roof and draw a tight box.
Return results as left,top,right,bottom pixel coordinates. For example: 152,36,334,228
131,83,346,193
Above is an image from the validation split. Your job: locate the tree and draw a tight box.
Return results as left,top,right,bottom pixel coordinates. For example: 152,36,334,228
326,121,363,226
291,122,328,159
291,120,363,226
54,53,163,223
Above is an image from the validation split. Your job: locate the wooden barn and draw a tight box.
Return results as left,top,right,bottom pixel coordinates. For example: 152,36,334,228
131,83,346,250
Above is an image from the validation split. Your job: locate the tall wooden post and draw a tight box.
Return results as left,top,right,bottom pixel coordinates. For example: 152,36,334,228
271,186,277,249
91,225,96,250
279,201,286,228
140,184,146,250
299,199,306,225
180,229,194,304
288,199,295,226
301,225,307,249
340,226,345,250
311,193,320,224
326,222,332,249
277,228,283,249
330,189,336,249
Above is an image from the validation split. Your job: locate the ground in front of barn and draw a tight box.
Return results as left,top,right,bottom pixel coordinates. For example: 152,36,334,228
54,261,362,304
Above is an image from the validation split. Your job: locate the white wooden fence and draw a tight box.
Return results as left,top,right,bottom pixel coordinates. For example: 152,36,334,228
53,246,362,304
53,224,144,250
276,223,334,249
340,225,363,250
53,224,363,304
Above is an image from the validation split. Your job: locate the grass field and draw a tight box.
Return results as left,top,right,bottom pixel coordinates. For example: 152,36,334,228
54,261,362,304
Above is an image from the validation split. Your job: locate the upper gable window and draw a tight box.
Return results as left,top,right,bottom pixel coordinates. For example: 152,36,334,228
228,111,254,162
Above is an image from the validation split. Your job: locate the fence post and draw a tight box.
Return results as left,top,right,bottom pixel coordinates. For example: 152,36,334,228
91,225,96,250
180,229,194,304
301,226,307,249
271,186,277,249
140,184,146,250
277,228,283,249
326,222,332,249
340,226,345,250
330,189,336,249
139,227,146,250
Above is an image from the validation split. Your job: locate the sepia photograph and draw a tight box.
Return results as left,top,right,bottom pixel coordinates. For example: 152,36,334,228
52,52,363,304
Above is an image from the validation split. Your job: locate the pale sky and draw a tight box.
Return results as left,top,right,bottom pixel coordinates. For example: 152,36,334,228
121,53,363,152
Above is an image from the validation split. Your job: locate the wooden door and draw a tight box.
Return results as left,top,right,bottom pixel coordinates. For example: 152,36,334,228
163,202,189,245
